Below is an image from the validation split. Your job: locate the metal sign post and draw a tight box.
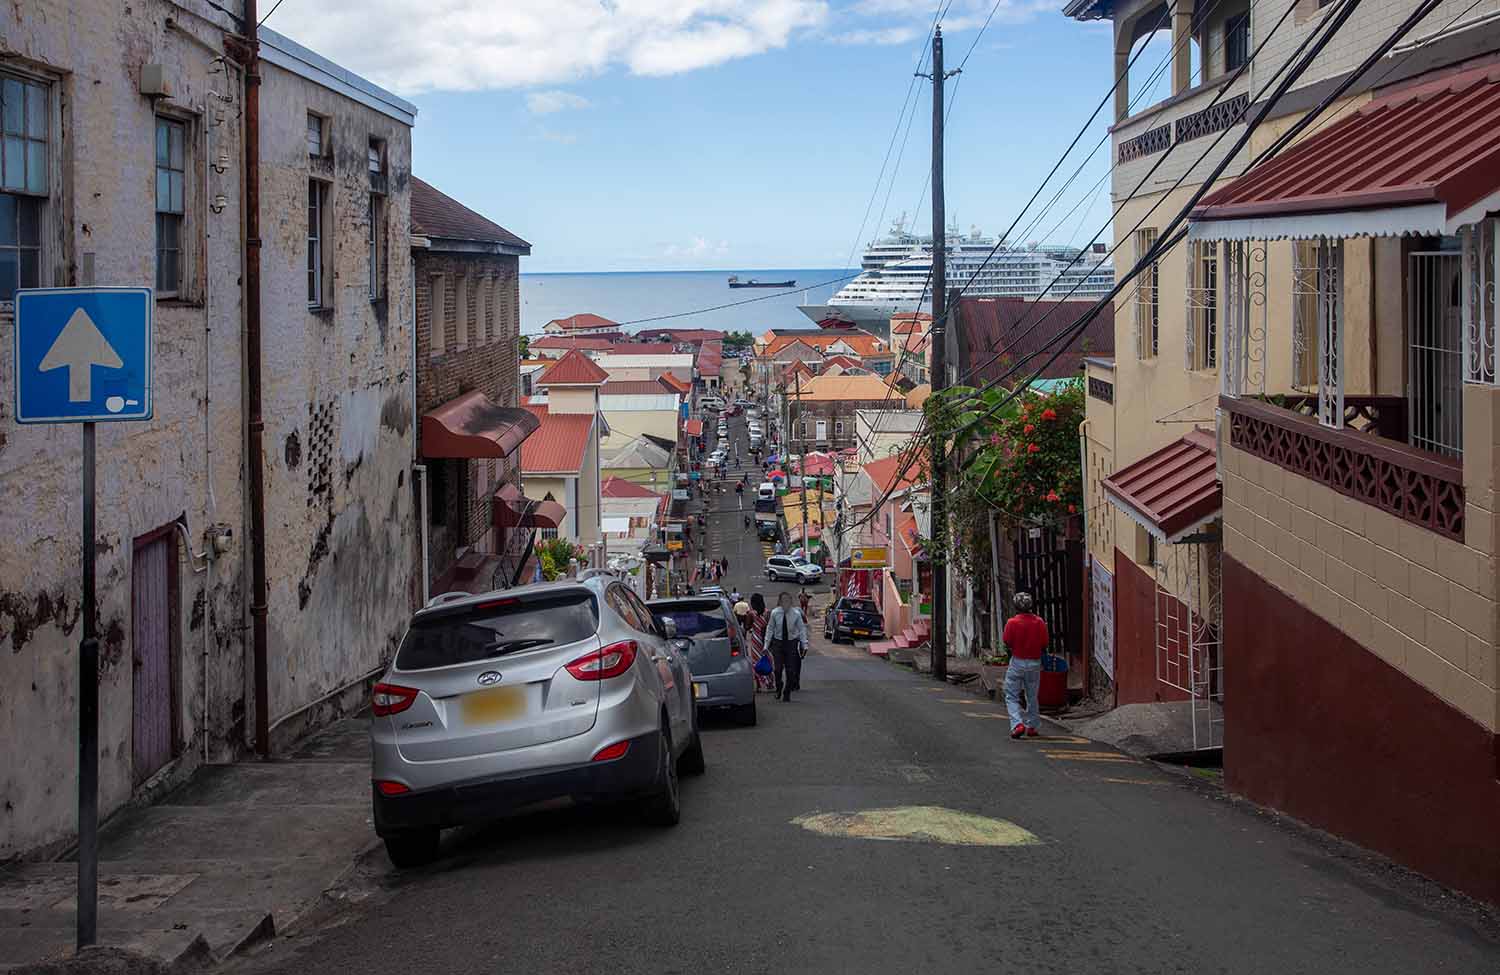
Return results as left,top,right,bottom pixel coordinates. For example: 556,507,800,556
13,287,153,949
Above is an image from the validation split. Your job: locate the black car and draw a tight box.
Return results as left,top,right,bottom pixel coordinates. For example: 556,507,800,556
824,596,884,643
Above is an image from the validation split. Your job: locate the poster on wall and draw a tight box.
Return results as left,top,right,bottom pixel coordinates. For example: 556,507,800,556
1091,557,1115,681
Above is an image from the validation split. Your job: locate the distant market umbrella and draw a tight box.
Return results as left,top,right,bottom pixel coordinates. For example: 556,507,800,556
767,469,787,481
801,452,835,476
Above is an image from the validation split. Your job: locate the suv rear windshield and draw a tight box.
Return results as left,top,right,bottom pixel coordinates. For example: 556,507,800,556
396,591,599,671
842,599,878,614
652,602,728,639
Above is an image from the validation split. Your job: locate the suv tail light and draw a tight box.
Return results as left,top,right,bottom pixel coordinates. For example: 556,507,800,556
372,682,418,716
838,612,847,623
566,640,638,681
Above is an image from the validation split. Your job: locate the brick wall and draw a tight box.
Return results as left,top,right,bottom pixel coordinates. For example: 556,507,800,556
413,249,523,581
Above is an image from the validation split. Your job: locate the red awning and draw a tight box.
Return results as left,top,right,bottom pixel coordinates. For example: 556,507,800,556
493,483,566,530
422,391,539,459
1191,63,1500,237
684,419,703,436
1103,429,1220,542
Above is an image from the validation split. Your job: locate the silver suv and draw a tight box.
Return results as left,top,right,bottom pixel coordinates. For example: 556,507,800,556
369,578,704,867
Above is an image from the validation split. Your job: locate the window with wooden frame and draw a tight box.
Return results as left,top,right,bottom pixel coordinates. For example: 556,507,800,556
1291,240,1320,389
155,116,186,296
307,179,328,308
1224,12,1250,73
1,72,48,303
1135,227,1160,358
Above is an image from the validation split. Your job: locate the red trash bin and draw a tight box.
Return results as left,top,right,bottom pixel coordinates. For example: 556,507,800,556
1038,656,1069,710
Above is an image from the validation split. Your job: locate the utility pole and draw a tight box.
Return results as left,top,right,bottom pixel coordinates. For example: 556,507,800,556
925,26,957,683
796,369,809,554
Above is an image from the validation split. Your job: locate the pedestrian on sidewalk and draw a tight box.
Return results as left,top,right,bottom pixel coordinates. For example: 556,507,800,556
1002,592,1049,739
766,591,808,702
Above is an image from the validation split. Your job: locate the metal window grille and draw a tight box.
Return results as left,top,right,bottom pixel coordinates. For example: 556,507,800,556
1218,239,1267,398
1461,218,1499,386
1186,240,1217,371
307,180,322,307
1291,241,1321,390
1135,228,1159,358
1153,532,1223,750
1408,250,1464,458
1314,238,1344,429
368,194,381,301
155,117,186,295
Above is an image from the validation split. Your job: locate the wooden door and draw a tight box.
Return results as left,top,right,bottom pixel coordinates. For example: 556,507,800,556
132,529,178,783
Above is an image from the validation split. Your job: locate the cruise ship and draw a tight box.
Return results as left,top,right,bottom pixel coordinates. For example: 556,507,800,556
799,218,1116,335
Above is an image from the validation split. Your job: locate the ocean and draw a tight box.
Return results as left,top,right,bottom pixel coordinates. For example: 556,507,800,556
519,269,853,336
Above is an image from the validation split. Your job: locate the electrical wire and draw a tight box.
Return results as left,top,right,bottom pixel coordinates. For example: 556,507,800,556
843,0,1375,532
257,0,290,27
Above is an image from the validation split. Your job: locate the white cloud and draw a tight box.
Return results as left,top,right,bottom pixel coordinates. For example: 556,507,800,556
828,26,921,46
663,236,731,260
268,1,829,94
526,90,591,115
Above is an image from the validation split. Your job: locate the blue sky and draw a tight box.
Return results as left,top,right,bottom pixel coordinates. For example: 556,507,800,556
269,2,1143,273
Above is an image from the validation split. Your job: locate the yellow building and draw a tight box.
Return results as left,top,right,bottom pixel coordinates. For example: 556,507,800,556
1067,0,1500,902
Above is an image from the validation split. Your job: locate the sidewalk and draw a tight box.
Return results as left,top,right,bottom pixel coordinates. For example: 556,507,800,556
1,719,376,972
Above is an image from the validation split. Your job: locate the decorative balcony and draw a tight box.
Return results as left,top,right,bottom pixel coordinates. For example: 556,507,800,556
1221,395,1463,541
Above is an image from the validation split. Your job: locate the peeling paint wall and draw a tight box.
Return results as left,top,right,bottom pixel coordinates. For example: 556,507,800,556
256,58,415,726
0,0,249,857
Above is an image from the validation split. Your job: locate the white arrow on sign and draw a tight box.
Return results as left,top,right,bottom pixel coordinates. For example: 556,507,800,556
39,308,123,402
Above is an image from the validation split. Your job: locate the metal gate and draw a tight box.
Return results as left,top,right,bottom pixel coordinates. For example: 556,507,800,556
1408,251,1463,458
1012,525,1082,660
1153,532,1223,749
1090,558,1115,682
132,529,178,784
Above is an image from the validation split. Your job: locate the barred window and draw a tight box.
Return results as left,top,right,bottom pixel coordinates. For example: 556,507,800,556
1135,227,1160,359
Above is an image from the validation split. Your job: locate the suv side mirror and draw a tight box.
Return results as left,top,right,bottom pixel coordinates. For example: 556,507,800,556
662,617,678,640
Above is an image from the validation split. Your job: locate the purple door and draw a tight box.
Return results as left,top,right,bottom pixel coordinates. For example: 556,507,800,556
132,530,177,783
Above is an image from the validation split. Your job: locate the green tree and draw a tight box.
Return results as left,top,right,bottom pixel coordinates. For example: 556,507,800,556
519,334,530,358
723,330,755,350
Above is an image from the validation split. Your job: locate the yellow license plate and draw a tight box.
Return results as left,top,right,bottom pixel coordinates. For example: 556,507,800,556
461,685,526,724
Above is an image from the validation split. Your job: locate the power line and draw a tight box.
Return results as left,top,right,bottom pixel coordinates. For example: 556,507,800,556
258,0,289,27
845,0,1378,531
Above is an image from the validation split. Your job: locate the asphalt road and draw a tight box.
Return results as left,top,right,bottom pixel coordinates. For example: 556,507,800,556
234,405,1500,975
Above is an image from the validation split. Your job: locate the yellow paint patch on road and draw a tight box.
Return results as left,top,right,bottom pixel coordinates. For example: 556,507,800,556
793,805,1041,848
1100,777,1169,786
963,711,1009,719
1042,750,1136,763
1037,736,1092,744
938,698,973,704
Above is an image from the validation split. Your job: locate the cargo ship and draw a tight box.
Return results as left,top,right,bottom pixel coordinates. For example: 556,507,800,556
727,275,796,288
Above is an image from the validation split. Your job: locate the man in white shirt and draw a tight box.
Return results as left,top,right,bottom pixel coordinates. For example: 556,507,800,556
766,591,808,701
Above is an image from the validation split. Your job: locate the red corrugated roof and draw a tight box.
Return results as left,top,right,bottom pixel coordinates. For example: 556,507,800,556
547,313,618,331
957,297,1113,385
657,373,690,394
863,454,922,496
519,405,595,473
410,177,530,251
764,330,887,357
601,476,661,499
683,419,703,436
531,335,621,351
696,339,723,377
1195,62,1500,223
1103,429,1220,540
822,354,865,371
601,380,675,395
538,349,609,386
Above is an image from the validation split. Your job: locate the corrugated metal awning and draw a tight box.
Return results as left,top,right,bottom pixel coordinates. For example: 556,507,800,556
493,483,565,530
422,391,538,459
1190,62,1500,240
1103,429,1221,542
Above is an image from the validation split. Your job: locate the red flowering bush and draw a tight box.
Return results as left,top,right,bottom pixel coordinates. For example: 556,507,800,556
970,381,1085,526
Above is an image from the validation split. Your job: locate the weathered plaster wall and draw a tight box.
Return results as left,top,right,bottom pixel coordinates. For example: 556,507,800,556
0,0,248,857
255,59,416,728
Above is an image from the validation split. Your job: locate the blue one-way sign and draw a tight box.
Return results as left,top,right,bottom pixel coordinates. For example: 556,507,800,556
14,287,153,423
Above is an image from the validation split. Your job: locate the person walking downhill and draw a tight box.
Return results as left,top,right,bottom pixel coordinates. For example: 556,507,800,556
766,592,808,702
1002,592,1049,739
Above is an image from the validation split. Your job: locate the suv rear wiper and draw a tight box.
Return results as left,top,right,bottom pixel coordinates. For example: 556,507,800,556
483,638,552,658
